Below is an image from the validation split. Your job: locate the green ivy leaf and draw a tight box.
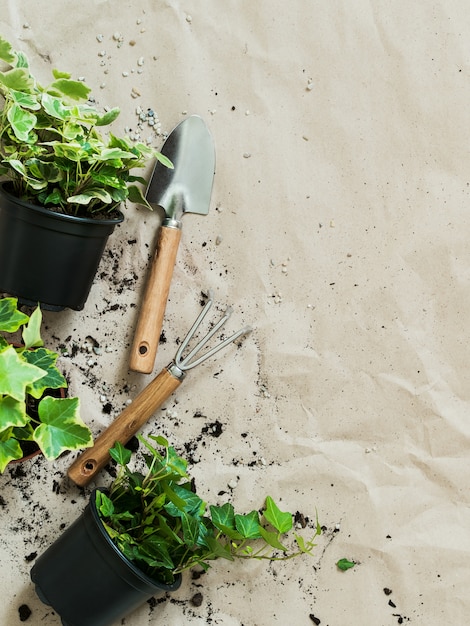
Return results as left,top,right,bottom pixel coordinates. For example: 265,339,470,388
108,187,129,204
201,535,234,561
12,422,34,442
0,68,34,93
210,503,243,540
173,484,205,515
52,69,71,80
61,122,84,141
5,158,28,177
0,36,15,64
22,306,43,349
167,446,189,477
95,107,120,126
0,437,23,473
33,396,92,460
26,159,63,184
139,535,174,569
155,152,174,169
164,484,204,517
0,396,28,430
7,103,37,141
109,441,132,466
234,511,262,539
90,170,126,189
0,345,45,401
14,52,30,69
43,189,64,206
0,297,29,333
258,526,289,552
210,502,235,529
23,348,67,399
41,93,70,120
51,142,84,161
127,184,151,209
67,188,113,205
182,512,201,547
336,558,356,571
263,496,293,533
97,147,137,161
10,89,40,110
48,78,91,102
96,491,115,517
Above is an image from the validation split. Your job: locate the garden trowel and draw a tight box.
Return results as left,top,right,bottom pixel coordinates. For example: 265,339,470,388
129,115,215,374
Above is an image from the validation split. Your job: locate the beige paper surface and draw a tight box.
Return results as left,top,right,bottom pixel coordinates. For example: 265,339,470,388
1,1,469,624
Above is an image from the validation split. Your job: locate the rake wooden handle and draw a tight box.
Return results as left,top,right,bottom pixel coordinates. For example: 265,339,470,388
130,225,182,374
67,367,182,487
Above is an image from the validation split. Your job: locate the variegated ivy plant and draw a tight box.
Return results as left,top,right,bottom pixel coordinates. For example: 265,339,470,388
0,35,171,217
0,297,93,472
96,435,321,586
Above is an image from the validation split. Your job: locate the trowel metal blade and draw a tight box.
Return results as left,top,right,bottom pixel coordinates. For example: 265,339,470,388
146,115,215,220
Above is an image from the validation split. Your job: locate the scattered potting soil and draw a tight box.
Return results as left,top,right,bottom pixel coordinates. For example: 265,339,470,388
18,604,32,622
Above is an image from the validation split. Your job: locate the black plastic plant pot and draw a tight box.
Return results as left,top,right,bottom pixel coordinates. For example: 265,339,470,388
0,184,124,311
30,490,182,626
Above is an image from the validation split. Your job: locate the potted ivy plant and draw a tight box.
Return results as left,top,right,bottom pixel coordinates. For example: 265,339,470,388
0,35,171,310
31,435,320,626
0,296,93,472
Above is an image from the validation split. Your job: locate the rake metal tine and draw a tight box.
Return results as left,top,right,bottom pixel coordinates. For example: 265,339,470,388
180,306,233,367
180,325,252,371
172,290,252,372
174,290,215,364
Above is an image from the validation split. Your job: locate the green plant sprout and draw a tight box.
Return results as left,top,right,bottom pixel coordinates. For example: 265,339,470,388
96,435,321,585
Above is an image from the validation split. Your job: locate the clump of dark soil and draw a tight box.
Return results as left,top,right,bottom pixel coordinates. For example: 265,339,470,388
18,604,32,621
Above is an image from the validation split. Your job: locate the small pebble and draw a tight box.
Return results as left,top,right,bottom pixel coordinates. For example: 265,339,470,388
122,71,129,77
228,479,238,489
96,34,104,42
186,15,193,23
137,56,144,66
243,152,251,158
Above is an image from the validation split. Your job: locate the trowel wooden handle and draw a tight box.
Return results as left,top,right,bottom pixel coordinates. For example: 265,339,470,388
130,225,182,374
67,367,182,487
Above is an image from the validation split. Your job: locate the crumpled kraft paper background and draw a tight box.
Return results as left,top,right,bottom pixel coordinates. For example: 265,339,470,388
1,1,469,624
